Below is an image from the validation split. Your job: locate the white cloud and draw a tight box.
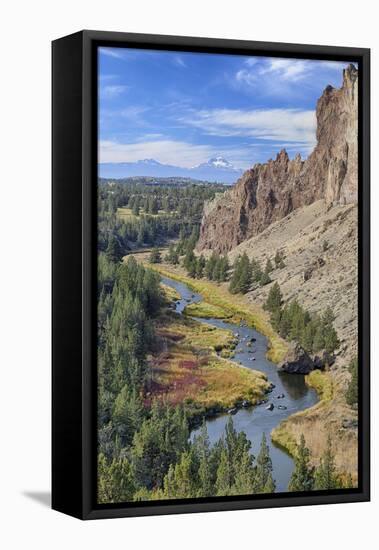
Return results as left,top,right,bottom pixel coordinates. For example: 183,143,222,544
99,139,217,167
245,57,259,67
100,85,130,99
260,58,310,81
173,55,187,68
99,47,125,60
234,58,349,93
178,108,317,146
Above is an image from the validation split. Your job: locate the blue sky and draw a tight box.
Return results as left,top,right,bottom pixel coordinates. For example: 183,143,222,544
98,47,352,169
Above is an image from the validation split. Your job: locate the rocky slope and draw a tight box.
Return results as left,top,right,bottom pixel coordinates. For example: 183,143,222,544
228,199,358,481
197,64,358,253
229,199,358,365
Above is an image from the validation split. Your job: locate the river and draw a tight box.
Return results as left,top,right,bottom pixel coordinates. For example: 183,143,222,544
161,275,318,492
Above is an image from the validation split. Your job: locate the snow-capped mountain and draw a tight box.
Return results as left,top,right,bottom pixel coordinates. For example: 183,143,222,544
196,156,236,170
99,157,243,184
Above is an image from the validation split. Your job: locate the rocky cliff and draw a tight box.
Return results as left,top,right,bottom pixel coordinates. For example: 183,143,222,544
197,65,358,253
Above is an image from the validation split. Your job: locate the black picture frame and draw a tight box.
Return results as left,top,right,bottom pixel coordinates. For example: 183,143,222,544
52,30,370,520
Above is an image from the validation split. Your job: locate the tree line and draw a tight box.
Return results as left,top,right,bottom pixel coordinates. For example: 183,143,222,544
264,282,339,355
158,236,286,293
98,416,277,503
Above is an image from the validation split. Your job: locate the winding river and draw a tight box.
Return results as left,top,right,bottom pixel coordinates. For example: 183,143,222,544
161,275,318,492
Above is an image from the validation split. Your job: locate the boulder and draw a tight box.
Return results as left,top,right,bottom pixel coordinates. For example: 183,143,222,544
278,343,314,374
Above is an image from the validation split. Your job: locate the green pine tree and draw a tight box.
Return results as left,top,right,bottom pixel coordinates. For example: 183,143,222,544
264,282,282,313
265,258,274,274
105,235,123,263
254,433,275,493
149,248,161,264
346,356,358,406
288,434,315,492
314,435,340,490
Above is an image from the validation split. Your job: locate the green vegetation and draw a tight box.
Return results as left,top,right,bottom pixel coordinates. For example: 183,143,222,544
181,244,230,283
204,252,230,282
178,237,283,295
288,434,315,492
346,356,358,407
98,179,225,258
264,283,339,355
274,250,286,269
152,419,276,500
165,243,179,265
154,311,267,416
229,253,252,294
139,262,289,364
287,433,346,491
314,434,340,490
306,370,334,401
149,248,162,264
160,282,180,302
183,301,233,319
229,253,273,294
97,242,272,504
105,234,123,263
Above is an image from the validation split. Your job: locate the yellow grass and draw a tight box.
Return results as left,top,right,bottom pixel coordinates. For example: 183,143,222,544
271,371,334,457
151,311,268,418
271,370,357,482
160,282,181,302
131,255,288,363
117,207,172,221
306,370,334,402
183,301,233,319
158,313,237,353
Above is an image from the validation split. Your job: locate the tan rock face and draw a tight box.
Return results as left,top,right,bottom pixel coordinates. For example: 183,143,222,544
197,65,358,254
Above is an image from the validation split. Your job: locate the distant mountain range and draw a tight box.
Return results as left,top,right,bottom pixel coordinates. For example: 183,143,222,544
99,156,243,184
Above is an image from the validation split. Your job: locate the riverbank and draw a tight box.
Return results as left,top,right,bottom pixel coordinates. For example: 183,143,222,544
132,251,288,364
271,370,358,484
131,253,357,484
150,287,270,425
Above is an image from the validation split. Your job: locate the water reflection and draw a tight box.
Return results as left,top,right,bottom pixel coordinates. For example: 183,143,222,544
279,372,309,400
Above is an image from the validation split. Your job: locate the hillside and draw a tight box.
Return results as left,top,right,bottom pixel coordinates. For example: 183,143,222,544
229,199,358,366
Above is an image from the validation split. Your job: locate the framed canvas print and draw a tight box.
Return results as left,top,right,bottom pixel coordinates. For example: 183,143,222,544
52,30,370,519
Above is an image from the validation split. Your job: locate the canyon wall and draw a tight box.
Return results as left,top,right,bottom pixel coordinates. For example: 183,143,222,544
197,65,358,253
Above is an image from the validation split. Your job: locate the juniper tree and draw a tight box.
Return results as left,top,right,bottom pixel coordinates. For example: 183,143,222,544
274,250,285,269
106,235,123,263
346,356,358,406
148,196,159,215
264,282,282,313
193,423,212,497
98,454,135,504
229,253,252,294
215,255,229,282
149,248,161,264
205,251,219,280
165,243,179,265
314,435,340,490
254,433,275,493
265,258,274,274
288,434,315,492
196,255,206,278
